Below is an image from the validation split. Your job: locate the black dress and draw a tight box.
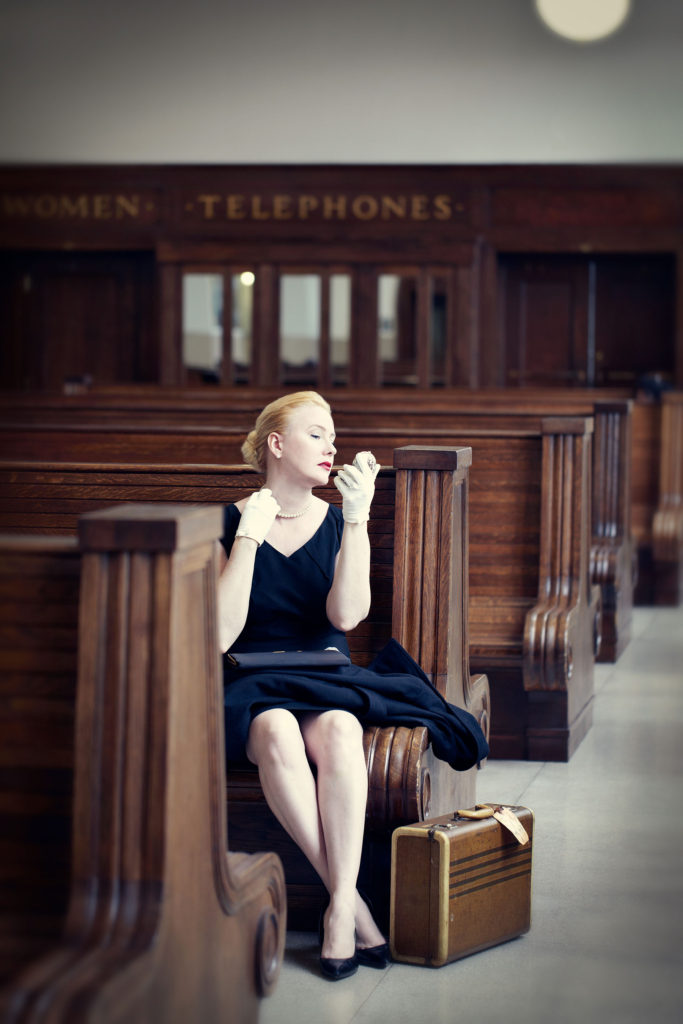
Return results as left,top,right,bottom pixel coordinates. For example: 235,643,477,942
221,503,489,770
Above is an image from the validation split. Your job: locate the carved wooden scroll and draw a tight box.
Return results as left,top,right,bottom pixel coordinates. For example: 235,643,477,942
524,418,601,762
590,400,635,660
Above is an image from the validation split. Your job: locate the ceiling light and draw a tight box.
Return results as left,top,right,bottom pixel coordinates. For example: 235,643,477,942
535,0,631,43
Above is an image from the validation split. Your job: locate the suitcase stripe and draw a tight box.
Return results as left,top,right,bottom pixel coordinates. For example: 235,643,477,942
450,867,532,900
449,844,532,895
449,843,532,874
443,837,530,868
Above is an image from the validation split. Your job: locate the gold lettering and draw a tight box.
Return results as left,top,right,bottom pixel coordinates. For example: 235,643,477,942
381,195,407,220
34,195,59,218
351,195,379,220
273,194,293,219
410,195,429,221
58,196,88,218
93,195,113,219
298,195,320,218
433,194,453,220
251,196,271,220
323,195,347,219
197,194,222,219
1,195,32,217
226,195,246,219
115,194,141,219
2,191,146,220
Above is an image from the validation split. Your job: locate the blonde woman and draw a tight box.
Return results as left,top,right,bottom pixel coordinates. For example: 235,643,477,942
218,391,488,980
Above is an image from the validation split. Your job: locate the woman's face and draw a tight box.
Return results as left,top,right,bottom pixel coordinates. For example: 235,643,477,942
271,403,336,485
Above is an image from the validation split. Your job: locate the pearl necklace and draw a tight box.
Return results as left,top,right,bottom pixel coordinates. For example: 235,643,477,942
276,501,312,520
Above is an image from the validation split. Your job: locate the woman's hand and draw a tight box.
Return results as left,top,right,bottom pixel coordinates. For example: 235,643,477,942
334,451,380,524
235,488,280,546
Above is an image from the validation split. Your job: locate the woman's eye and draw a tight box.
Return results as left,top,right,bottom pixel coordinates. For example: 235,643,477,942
311,434,320,440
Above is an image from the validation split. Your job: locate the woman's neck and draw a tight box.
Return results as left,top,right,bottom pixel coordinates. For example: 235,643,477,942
265,470,314,518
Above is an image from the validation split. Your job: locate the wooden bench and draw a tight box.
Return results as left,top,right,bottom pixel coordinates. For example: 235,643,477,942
0,448,489,938
0,406,597,763
4,380,665,616
0,506,286,1024
0,385,635,658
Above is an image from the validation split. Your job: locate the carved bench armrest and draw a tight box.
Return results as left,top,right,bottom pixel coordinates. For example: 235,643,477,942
363,725,431,831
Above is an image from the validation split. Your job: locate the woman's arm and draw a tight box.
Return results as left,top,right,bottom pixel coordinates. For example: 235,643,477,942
327,452,379,632
326,521,371,632
216,489,279,652
217,537,259,653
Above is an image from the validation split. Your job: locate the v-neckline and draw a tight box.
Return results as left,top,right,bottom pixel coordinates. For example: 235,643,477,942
238,504,332,560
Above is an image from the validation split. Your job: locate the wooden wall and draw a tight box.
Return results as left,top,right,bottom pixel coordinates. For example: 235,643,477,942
1,164,681,392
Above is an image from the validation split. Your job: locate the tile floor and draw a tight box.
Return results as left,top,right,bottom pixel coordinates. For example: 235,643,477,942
260,607,683,1024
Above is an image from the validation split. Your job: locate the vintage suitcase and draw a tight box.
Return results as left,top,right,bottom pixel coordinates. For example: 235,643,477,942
390,805,533,966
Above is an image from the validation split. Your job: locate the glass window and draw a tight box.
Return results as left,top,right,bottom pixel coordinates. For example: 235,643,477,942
182,273,223,381
280,274,321,380
378,273,418,384
330,274,351,382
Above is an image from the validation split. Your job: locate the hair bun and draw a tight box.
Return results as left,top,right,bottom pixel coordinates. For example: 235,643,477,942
241,431,260,471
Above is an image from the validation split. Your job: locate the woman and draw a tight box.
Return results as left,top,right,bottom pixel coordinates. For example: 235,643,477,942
217,391,488,981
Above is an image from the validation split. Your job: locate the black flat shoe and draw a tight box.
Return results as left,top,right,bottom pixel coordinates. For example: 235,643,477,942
356,942,391,968
319,955,359,981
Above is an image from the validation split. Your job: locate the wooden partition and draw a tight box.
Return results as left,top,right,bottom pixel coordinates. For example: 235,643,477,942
0,506,286,1023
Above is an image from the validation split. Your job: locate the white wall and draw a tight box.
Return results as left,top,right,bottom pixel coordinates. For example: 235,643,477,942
0,0,681,164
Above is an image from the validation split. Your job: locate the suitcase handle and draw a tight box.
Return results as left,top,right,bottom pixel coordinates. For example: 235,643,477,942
455,805,495,819
455,804,530,845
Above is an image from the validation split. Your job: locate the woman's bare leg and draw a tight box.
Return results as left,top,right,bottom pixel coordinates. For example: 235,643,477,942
246,708,330,888
247,707,384,958
301,710,385,956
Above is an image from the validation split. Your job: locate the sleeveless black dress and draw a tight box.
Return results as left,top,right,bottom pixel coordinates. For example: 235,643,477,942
221,503,489,769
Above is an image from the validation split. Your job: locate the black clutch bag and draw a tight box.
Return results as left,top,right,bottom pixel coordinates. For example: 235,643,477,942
226,647,351,669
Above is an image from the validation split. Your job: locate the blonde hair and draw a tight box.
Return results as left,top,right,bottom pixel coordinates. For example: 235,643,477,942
241,391,332,472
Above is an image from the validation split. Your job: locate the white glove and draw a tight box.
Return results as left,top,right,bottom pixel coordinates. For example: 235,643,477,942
235,488,280,546
334,451,380,523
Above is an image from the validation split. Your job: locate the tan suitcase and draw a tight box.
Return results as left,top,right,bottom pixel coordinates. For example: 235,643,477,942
390,805,533,966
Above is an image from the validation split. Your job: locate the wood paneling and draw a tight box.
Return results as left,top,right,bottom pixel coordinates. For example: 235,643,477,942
1,164,681,390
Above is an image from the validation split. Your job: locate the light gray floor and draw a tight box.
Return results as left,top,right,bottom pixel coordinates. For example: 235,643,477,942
260,607,683,1024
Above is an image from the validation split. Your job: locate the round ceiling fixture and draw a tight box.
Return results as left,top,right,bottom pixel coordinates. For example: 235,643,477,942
534,0,631,43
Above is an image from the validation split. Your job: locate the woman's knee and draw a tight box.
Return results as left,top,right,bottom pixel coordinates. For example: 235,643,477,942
303,710,364,763
246,708,304,767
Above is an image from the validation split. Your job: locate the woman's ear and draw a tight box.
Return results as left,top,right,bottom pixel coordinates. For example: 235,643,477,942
267,432,284,460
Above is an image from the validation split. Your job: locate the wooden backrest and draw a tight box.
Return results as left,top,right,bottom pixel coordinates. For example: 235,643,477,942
0,384,643,553
0,450,477,686
0,462,393,668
